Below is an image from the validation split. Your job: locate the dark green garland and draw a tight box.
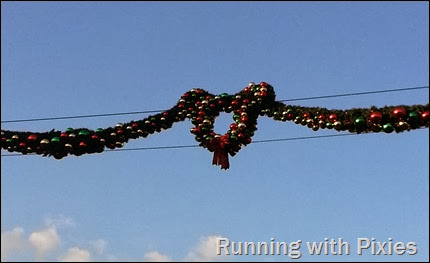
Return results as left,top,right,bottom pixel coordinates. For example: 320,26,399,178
1,82,429,169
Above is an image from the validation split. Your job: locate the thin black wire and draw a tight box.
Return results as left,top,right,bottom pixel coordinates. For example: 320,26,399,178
0,133,365,157
1,109,165,124
2,85,428,124
277,86,429,102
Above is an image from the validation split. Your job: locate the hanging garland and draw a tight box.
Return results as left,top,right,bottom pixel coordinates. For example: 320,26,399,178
1,82,429,169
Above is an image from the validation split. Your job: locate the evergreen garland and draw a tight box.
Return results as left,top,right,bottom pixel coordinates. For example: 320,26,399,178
2,82,429,169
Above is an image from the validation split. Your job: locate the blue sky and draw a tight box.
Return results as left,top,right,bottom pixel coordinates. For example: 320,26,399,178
1,2,428,262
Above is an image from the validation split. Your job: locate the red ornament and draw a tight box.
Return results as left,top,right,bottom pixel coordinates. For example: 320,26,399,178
181,93,189,100
259,91,267,97
243,87,250,93
91,134,99,140
19,142,26,148
328,113,337,123
178,103,185,109
240,115,248,123
421,110,429,123
369,111,383,123
302,112,310,119
260,82,267,87
131,123,139,129
317,114,325,121
230,123,238,130
392,107,407,120
79,142,87,148
191,127,201,134
27,134,38,141
242,98,250,105
237,133,245,141
60,132,68,138
231,100,239,108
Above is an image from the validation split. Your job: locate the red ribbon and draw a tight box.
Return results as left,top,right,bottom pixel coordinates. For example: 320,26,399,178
211,135,230,170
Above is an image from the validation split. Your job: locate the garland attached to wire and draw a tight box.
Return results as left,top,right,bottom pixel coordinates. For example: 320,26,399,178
1,82,429,169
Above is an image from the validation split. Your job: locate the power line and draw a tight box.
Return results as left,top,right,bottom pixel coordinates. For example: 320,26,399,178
1,85,428,124
277,86,429,102
1,109,165,124
0,133,375,157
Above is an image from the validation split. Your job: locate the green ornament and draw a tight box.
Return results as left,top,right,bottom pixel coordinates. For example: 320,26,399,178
220,93,229,98
408,111,419,123
66,127,74,133
96,128,104,134
383,123,394,133
355,117,365,123
78,130,89,136
51,137,60,143
354,117,366,129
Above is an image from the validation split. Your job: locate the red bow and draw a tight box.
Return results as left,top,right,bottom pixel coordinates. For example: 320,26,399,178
211,135,230,170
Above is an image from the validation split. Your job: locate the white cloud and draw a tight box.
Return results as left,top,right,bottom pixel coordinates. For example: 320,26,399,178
59,247,91,262
90,239,107,255
44,215,76,229
142,235,225,262
28,225,60,260
1,227,26,261
185,235,225,262
2,219,224,263
143,251,171,262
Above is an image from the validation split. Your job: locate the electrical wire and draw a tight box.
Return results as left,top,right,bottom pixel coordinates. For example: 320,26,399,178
277,86,429,102
2,85,428,124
